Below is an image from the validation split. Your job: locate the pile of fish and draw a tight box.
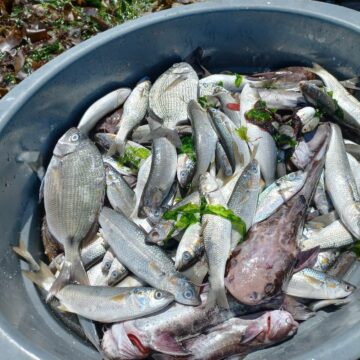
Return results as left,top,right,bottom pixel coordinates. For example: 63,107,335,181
14,58,360,359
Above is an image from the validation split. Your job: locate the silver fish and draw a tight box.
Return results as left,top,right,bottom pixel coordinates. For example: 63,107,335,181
253,170,307,224
240,84,277,185
200,173,232,309
285,267,355,299
139,135,177,222
105,166,135,217
215,142,233,177
175,222,204,271
110,80,151,155
78,88,131,134
199,82,229,97
99,207,200,306
345,141,360,162
43,128,105,297
296,106,320,133
227,158,261,248
306,63,360,136
258,88,305,110
208,108,236,172
116,275,146,288
216,92,242,127
107,258,129,286
149,62,198,129
101,249,114,275
79,234,108,269
347,153,360,192
177,153,195,189
199,74,250,92
188,100,218,186
102,155,137,176
325,123,360,239
312,249,340,272
313,170,333,215
300,220,354,250
308,298,351,312
327,251,357,279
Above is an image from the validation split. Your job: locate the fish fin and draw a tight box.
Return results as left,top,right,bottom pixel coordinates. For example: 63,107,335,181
152,333,190,356
250,143,259,161
111,293,127,302
293,246,320,273
13,240,40,272
282,295,315,321
340,77,360,91
205,286,229,310
57,303,69,312
23,261,55,292
47,248,88,301
308,298,351,312
241,323,264,344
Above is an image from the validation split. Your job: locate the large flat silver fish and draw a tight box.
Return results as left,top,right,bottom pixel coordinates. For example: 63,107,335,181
43,128,105,296
149,62,198,129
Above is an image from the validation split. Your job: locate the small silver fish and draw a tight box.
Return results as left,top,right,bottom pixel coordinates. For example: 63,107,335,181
177,153,195,189
312,250,340,272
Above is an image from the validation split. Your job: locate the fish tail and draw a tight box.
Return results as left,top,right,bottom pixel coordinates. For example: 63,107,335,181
23,261,55,292
13,240,40,272
205,283,229,310
47,243,88,300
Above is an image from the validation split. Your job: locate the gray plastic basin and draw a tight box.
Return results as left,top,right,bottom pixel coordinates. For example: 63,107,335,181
1,0,360,359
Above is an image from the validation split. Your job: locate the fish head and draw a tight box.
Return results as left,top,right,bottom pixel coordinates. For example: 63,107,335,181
130,288,174,312
145,221,174,245
199,172,219,195
177,154,195,188
102,324,149,359
175,249,194,271
264,310,299,342
171,276,201,306
328,279,356,298
94,133,115,151
170,62,196,76
53,128,86,157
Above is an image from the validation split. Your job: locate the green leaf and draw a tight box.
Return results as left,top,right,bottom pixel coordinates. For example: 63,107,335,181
203,204,246,237
273,133,297,148
315,108,323,118
234,73,243,88
117,146,150,170
349,242,360,258
326,90,334,98
198,96,208,109
175,213,199,230
245,108,272,122
163,203,200,221
179,135,196,161
236,126,250,142
217,81,224,87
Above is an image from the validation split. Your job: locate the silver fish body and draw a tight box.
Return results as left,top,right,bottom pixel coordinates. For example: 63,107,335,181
112,80,151,155
215,142,233,177
43,128,105,295
78,88,131,134
313,170,333,215
175,222,204,271
200,173,232,309
325,123,360,239
188,100,218,186
105,166,135,217
253,170,307,224
99,207,200,306
347,153,360,192
149,62,198,129
258,88,305,110
285,267,355,299
101,250,115,275
216,92,242,127
177,153,195,189
312,249,340,272
107,258,129,286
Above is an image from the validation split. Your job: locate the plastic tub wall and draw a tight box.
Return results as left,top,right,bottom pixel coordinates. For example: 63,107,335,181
0,1,360,359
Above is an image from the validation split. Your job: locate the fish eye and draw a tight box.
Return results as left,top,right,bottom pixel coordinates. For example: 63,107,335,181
264,283,275,295
70,134,79,142
345,284,353,291
183,289,194,299
182,251,191,262
111,270,118,278
154,291,164,299
180,171,187,179
104,261,112,270
150,230,160,239
153,209,160,217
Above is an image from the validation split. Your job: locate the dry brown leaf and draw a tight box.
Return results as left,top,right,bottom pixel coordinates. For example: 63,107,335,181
26,28,50,43
13,49,24,73
0,27,24,52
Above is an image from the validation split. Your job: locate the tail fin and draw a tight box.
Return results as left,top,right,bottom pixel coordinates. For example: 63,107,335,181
107,134,126,157
47,248,88,301
13,240,40,272
23,261,55,292
205,282,229,310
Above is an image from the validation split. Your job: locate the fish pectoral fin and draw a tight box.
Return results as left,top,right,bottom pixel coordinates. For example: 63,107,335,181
165,75,188,92
293,246,320,273
111,293,127,302
241,324,264,344
153,333,191,356
57,303,69,312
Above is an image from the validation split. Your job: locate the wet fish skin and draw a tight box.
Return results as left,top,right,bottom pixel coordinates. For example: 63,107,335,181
216,92,242,127
327,251,357,279
285,267,355,299
208,108,236,172
139,135,177,223
312,249,340,272
149,62,198,129
44,128,105,297
102,292,283,358
299,220,354,250
258,88,305,110
111,80,151,156
99,207,200,306
240,84,277,186
225,124,330,305
78,88,131,134
253,170,307,224
101,250,114,275
215,142,233,177
188,100,218,186
107,258,129,286
325,123,360,239
347,153,360,192
116,275,146,288
182,310,298,360
177,153,195,189
102,155,137,176
79,234,108,269
175,222,204,271
345,142,360,162
200,172,232,309
105,166,135,218
313,170,333,215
